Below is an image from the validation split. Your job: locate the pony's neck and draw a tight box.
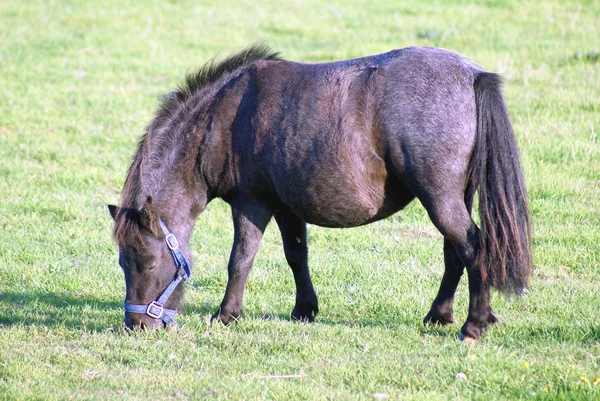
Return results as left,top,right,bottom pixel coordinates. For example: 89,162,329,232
136,131,207,243
134,62,253,225
152,189,198,244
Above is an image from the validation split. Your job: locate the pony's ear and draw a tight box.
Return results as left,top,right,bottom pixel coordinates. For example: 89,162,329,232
140,200,162,237
108,204,119,221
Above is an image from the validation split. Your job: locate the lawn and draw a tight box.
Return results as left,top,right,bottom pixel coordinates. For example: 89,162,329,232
1,0,599,399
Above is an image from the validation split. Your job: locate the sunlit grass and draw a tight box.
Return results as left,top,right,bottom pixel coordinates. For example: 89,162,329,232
1,0,599,399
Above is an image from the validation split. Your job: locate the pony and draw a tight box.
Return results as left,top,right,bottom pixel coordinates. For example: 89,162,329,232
109,44,532,341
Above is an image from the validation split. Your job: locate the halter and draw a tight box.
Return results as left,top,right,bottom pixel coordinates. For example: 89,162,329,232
123,220,192,326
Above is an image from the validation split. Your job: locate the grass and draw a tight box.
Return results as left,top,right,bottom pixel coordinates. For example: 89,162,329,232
1,0,599,399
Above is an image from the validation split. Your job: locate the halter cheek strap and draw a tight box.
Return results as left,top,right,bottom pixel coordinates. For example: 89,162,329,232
123,220,192,326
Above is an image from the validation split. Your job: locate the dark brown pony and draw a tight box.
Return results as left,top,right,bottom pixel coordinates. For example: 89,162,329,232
109,45,532,341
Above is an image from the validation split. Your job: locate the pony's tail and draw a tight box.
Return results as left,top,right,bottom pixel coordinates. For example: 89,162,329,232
467,72,533,294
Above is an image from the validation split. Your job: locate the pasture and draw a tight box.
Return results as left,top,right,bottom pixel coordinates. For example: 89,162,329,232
1,0,599,399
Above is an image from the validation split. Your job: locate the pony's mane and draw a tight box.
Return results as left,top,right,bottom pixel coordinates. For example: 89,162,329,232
114,140,146,250
113,44,281,249
155,44,281,125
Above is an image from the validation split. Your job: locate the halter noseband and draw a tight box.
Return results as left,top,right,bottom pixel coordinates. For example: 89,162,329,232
123,220,192,326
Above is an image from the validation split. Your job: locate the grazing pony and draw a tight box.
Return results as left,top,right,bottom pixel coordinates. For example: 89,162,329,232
109,45,532,341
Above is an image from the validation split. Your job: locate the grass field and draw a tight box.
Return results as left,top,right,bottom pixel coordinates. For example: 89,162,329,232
1,0,599,399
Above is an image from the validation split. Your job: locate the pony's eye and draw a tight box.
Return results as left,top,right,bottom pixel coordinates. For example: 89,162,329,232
135,254,158,272
144,259,158,271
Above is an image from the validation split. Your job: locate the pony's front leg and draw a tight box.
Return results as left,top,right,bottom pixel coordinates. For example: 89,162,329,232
212,201,273,325
274,209,318,322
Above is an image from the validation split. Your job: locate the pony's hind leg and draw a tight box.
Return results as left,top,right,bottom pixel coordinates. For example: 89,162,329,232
423,239,463,325
419,194,497,341
274,208,318,322
212,199,273,325
424,185,480,326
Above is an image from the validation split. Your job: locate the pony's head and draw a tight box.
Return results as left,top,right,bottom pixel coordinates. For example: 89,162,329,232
109,200,189,330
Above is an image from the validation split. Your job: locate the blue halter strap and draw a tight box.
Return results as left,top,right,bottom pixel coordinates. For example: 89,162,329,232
123,220,192,326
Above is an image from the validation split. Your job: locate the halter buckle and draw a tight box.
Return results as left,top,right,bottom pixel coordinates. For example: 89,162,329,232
146,301,164,319
165,233,179,251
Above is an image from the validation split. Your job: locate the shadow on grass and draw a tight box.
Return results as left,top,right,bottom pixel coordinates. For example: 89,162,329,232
0,291,216,333
226,311,600,344
234,310,459,338
4,292,596,344
0,291,122,332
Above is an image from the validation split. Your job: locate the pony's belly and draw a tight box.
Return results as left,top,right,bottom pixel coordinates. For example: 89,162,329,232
294,200,382,228
280,175,415,228
271,142,397,227
291,197,409,228
281,190,401,228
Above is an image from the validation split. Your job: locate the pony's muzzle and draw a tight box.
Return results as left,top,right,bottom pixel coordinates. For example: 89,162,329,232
124,312,166,330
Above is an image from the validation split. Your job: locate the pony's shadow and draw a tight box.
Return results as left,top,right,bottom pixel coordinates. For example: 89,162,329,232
186,307,459,339
0,291,122,333
191,309,600,344
5,294,595,345
0,292,217,333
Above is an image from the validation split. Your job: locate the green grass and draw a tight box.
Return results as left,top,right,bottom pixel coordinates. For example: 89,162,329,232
1,0,599,399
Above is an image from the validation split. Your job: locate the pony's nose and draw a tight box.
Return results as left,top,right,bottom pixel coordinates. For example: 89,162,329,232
124,313,166,331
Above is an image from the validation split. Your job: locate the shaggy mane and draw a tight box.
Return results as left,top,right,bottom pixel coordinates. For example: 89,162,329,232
155,44,280,124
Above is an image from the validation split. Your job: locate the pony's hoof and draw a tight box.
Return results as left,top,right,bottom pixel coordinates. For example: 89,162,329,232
458,333,478,344
211,308,241,325
487,309,499,325
291,298,318,323
423,310,457,326
291,313,314,323
460,321,485,342
291,308,316,323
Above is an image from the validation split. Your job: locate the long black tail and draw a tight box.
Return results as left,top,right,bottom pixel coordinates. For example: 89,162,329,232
468,72,533,294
